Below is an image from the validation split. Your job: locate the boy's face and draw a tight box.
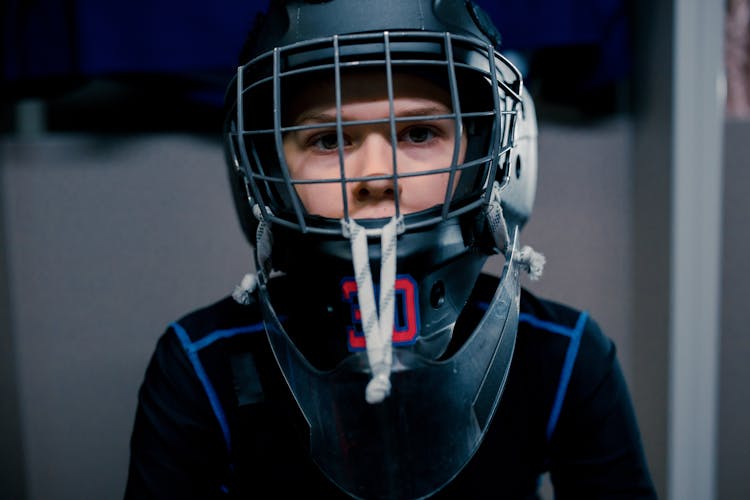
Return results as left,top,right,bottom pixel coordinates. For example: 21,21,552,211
282,71,467,220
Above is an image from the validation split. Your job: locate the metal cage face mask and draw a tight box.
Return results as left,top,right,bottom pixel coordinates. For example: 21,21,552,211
226,30,522,236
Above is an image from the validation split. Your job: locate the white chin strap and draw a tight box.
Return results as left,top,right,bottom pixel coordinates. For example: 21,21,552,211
342,215,403,404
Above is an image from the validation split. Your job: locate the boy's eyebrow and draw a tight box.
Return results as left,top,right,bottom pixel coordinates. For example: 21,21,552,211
293,111,337,125
293,104,454,126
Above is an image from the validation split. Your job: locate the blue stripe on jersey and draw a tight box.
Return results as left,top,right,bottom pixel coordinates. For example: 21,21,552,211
170,320,266,455
518,312,589,440
477,301,589,440
191,323,267,351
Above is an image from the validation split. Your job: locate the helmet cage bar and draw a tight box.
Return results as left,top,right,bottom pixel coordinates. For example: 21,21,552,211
273,48,311,233
332,34,356,223
239,57,519,103
226,123,268,223
482,40,504,201
441,32,463,220
237,31,523,101
246,109,504,137
232,120,284,212
234,70,271,223
249,150,511,186
230,30,522,236
383,32,402,220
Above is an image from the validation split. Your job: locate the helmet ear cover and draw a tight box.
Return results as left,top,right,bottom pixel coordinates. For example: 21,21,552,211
499,90,538,231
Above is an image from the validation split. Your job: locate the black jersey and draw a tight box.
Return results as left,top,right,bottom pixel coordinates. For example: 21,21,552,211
125,274,656,499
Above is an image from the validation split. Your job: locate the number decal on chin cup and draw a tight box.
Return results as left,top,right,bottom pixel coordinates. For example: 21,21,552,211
341,275,420,351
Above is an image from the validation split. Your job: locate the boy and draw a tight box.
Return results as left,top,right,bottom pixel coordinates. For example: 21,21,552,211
126,1,656,498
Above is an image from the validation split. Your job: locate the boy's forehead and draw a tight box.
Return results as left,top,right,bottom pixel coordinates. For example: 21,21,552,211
283,69,453,119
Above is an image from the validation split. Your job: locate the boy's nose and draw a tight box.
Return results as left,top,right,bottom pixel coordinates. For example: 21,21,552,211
353,177,396,202
350,135,399,203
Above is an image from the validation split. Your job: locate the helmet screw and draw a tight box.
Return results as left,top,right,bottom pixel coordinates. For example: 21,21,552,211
430,281,446,308
515,156,522,179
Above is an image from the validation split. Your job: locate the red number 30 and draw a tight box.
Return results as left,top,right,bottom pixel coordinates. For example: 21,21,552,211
341,275,420,351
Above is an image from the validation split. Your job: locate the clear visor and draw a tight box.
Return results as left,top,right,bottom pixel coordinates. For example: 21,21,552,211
258,231,521,499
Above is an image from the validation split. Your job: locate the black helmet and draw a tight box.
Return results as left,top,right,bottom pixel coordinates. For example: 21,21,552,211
224,1,541,498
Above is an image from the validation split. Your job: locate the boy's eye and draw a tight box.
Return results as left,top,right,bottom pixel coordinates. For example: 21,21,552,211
402,126,436,144
312,133,340,150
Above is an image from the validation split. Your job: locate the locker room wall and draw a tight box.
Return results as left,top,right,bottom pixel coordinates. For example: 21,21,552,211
3,120,749,500
0,119,636,500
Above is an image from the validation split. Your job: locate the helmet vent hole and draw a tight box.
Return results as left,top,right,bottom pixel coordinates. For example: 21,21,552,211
515,155,522,179
430,281,446,308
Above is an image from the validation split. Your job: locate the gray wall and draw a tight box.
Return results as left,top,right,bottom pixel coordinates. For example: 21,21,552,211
522,118,635,369
0,120,640,500
1,121,747,500
0,134,250,499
